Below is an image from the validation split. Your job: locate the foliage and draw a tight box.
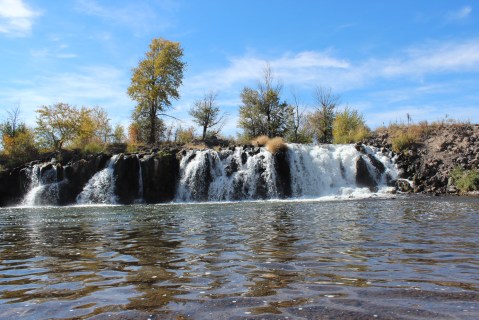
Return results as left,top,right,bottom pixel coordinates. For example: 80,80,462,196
266,137,287,154
35,103,83,151
238,65,293,139
0,107,39,166
2,128,38,166
81,141,104,155
90,106,112,143
189,91,226,140
35,103,112,153
175,126,195,145
451,167,479,193
130,111,165,145
286,91,312,143
127,38,186,145
307,87,338,143
126,143,140,153
332,107,370,144
112,124,126,143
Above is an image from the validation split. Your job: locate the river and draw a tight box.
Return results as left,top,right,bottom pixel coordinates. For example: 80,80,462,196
1,196,478,319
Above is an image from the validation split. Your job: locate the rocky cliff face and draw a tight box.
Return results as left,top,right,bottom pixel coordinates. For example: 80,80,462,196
366,124,479,194
0,150,180,207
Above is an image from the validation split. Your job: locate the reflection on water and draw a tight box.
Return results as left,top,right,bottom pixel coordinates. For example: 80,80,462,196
1,196,479,319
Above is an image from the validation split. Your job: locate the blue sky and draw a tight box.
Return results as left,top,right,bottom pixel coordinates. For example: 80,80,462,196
0,0,478,137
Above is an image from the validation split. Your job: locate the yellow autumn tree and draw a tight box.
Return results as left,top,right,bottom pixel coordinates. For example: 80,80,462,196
127,38,186,145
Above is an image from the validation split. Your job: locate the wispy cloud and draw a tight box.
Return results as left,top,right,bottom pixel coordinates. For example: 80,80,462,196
186,50,352,94
0,0,40,36
30,46,78,59
74,0,172,35
447,5,472,21
186,38,479,97
377,39,479,77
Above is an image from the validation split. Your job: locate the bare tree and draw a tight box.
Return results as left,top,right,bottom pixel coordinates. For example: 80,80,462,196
189,91,227,140
1,106,24,138
289,89,308,143
309,87,339,143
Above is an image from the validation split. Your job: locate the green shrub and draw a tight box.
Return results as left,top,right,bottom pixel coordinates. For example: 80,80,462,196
81,141,104,155
332,107,370,144
451,167,479,193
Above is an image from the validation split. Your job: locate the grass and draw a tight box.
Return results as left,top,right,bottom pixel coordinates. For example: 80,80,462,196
376,118,471,153
451,166,479,193
266,137,287,154
251,135,269,147
184,142,208,150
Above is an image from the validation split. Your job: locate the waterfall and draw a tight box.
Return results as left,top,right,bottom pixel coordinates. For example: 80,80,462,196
76,155,119,204
134,155,144,204
22,162,61,206
287,144,395,198
176,147,278,202
176,144,397,202
16,143,398,206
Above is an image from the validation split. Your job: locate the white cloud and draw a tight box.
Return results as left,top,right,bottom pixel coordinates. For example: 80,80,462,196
378,40,479,77
185,50,352,95
447,6,472,21
0,0,40,36
186,38,479,99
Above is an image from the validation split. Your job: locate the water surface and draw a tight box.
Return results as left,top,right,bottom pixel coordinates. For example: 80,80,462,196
1,196,478,319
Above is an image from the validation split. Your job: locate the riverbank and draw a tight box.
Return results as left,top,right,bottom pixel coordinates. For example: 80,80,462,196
365,123,479,195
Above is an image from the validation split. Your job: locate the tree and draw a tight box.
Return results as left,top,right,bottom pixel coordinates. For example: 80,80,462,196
127,38,186,145
286,90,312,143
1,107,38,165
35,103,82,151
332,106,370,144
130,110,165,145
0,107,24,140
189,91,226,140
91,106,112,143
112,124,126,143
307,87,339,143
238,65,292,139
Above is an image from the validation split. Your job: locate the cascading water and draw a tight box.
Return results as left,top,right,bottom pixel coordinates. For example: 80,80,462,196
134,155,144,204
176,144,397,202
76,155,119,204
16,143,398,207
22,162,61,206
287,144,396,198
176,147,278,201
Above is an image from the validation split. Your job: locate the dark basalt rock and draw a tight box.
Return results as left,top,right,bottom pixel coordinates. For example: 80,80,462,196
274,149,292,198
356,156,378,191
114,154,140,205
141,151,180,203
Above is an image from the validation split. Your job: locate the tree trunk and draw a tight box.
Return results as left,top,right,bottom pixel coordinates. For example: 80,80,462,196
149,106,156,145
202,126,207,141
